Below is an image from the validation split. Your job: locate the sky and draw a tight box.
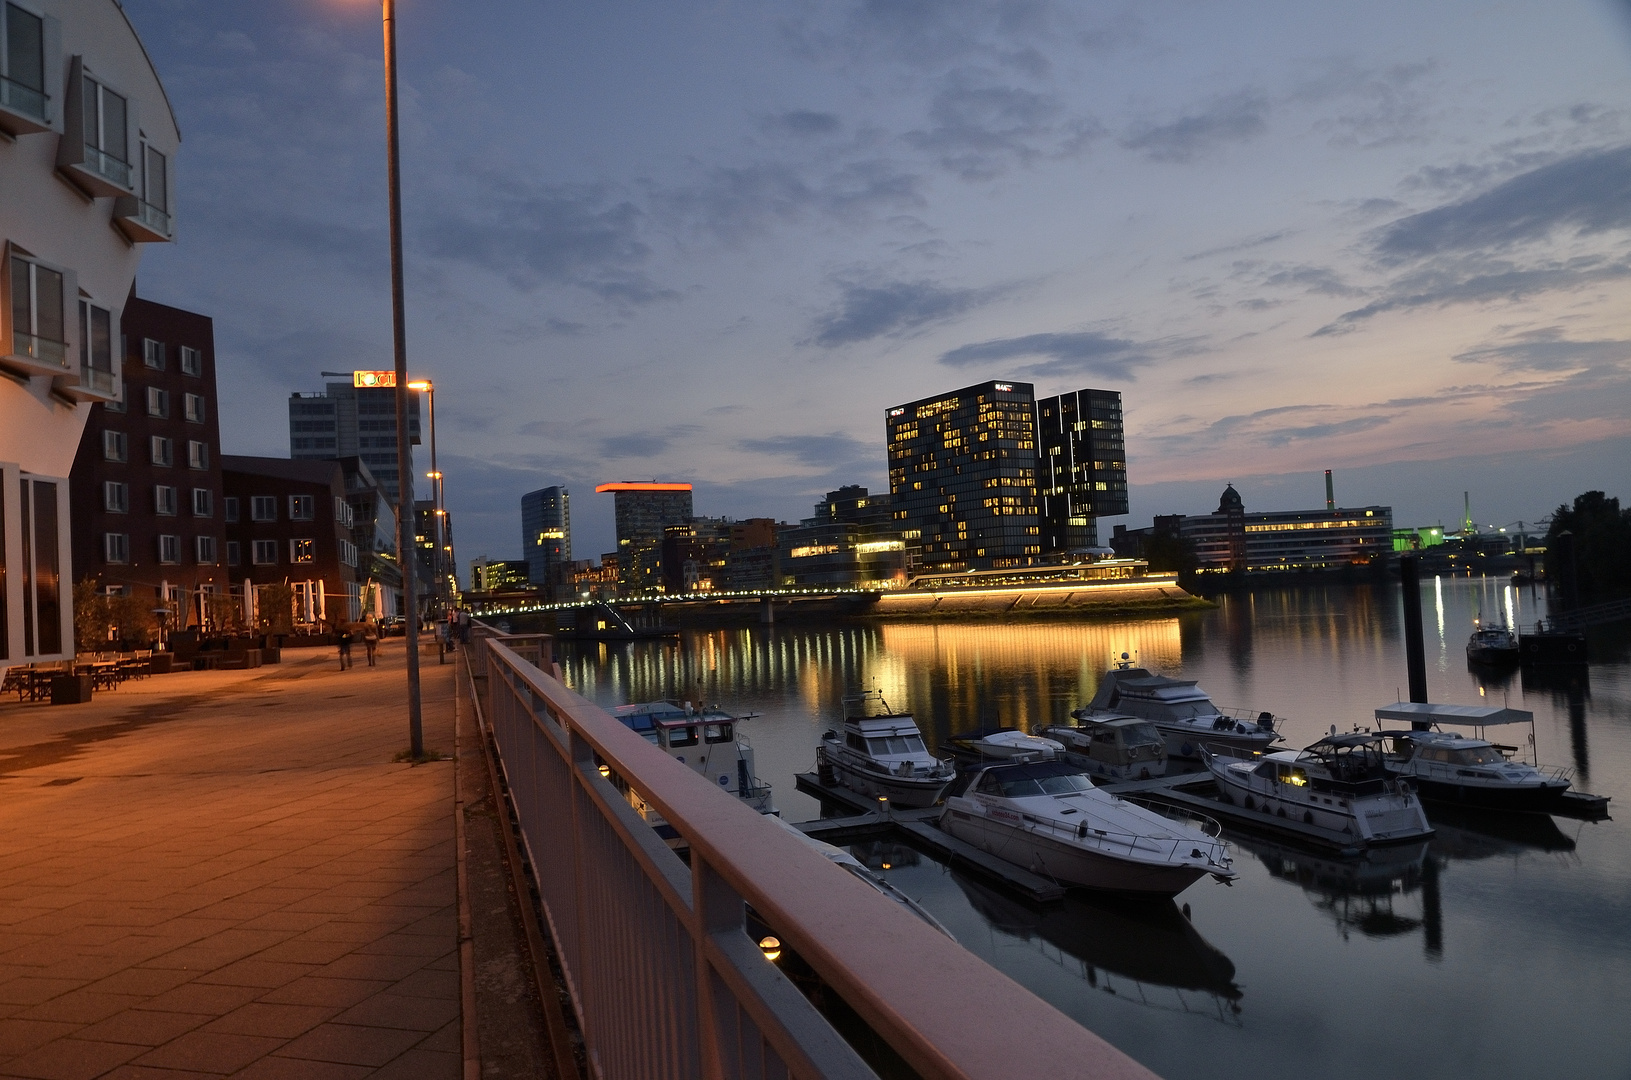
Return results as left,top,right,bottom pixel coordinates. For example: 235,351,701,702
124,0,1631,570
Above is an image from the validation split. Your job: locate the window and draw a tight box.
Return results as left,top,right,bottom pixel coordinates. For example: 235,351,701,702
81,73,131,187
195,536,217,565
158,534,180,565
102,430,127,462
252,539,277,565
1,3,48,125
223,496,239,523
179,345,201,376
187,441,208,470
339,539,357,568
250,495,276,522
226,540,241,566
7,253,67,368
142,143,167,215
103,395,124,413
289,494,314,521
150,436,173,467
145,386,169,418
335,497,353,528
102,481,127,513
290,539,315,563
104,532,129,564
154,485,177,516
183,393,205,423
192,488,212,517
78,300,114,391
142,338,164,370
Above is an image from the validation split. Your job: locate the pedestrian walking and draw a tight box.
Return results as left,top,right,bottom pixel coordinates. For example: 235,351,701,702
337,624,354,670
363,620,379,667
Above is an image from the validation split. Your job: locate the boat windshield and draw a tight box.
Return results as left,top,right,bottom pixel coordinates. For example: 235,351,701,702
1160,701,1219,720
1119,726,1164,748
977,767,1093,798
867,734,927,755
1421,745,1506,765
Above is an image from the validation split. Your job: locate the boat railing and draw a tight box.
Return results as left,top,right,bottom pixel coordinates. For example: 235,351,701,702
1017,807,1229,865
1214,705,1281,728
465,622,1158,1080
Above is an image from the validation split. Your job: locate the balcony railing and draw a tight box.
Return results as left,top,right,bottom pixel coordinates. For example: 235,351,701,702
468,627,1161,1080
0,73,47,125
77,365,119,398
5,331,69,371
83,145,133,189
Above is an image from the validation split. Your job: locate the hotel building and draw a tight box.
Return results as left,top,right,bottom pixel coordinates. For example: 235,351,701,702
2,0,179,671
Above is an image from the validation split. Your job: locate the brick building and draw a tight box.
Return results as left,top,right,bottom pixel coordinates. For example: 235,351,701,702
221,456,359,628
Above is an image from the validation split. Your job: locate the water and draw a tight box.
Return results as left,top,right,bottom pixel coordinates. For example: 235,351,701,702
557,578,1631,1080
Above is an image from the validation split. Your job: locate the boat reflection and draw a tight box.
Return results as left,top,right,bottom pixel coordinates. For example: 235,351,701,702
1425,804,1579,858
951,873,1243,1022
1233,834,1436,943
845,840,924,873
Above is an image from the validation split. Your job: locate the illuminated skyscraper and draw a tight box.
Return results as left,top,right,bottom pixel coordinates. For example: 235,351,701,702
1035,388,1128,551
521,485,570,587
595,482,693,593
885,381,1040,572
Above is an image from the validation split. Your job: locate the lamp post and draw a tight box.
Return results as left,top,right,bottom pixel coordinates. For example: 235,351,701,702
381,0,421,756
406,379,443,619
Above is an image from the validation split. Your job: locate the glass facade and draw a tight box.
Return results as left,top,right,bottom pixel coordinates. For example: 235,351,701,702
1035,387,1128,552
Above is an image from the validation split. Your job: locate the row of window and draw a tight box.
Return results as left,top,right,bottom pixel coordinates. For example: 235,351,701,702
104,532,215,566
137,387,206,421
140,339,202,375
218,494,349,525
100,431,208,469
102,482,213,517
101,534,358,570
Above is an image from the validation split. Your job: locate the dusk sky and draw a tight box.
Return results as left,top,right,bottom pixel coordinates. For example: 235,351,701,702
125,0,1631,569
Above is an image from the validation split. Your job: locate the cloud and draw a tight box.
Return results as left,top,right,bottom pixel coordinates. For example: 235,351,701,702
1120,91,1269,163
1375,145,1631,260
810,279,996,346
903,69,1100,180
659,159,925,242
763,110,843,137
1452,327,1631,373
598,424,703,460
1258,414,1394,447
780,0,1064,68
938,330,1158,379
736,432,876,469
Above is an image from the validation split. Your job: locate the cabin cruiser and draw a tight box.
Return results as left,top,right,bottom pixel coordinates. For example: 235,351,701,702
945,729,1064,763
1039,715,1169,783
1204,732,1433,845
768,817,954,939
1466,620,1519,666
817,698,955,808
939,760,1236,896
1080,658,1282,759
611,702,775,836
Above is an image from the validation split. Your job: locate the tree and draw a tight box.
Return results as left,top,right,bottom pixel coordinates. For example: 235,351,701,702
257,583,295,635
73,578,110,652
1545,491,1631,598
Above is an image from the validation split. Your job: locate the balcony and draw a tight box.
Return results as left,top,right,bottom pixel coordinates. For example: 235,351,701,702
0,73,50,136
1,330,70,379
56,363,121,403
60,143,133,198
113,195,173,242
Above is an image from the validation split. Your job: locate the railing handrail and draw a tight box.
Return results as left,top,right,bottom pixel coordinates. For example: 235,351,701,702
477,626,1160,1080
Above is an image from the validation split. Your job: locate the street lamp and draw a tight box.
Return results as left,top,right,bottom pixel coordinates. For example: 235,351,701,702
406,378,444,619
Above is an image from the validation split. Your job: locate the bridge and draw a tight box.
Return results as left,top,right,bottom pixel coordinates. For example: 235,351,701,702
463,623,1159,1079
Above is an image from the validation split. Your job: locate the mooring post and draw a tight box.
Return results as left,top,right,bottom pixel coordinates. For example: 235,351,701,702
760,595,774,625
1400,555,1429,715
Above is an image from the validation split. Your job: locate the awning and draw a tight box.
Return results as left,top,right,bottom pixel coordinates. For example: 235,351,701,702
1374,702,1534,727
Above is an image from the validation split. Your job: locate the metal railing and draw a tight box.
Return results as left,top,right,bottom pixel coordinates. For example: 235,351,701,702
469,624,1160,1080
0,73,47,122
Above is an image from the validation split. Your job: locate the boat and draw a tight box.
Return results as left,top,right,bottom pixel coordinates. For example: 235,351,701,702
938,759,1236,896
1518,619,1588,666
1038,715,1169,783
1204,732,1433,846
1080,656,1283,759
768,817,954,939
945,728,1064,763
1465,619,1519,666
816,695,956,808
610,701,775,837
1371,702,1571,814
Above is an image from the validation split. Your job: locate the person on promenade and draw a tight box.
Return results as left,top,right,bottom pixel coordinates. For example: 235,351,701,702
362,620,379,667
337,624,354,670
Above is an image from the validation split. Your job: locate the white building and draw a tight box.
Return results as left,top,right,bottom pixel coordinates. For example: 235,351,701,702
1,0,177,672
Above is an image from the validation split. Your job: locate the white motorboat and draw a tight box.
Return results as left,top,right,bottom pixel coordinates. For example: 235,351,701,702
769,817,954,939
939,760,1236,896
1205,732,1433,846
1081,657,1283,759
1039,715,1169,783
1466,620,1519,667
1372,702,1571,813
817,697,956,808
947,729,1064,762
611,701,775,838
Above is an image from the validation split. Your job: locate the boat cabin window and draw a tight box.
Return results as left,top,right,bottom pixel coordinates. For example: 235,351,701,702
867,735,926,755
1450,745,1505,765
704,723,734,744
1121,726,1163,748
665,725,699,748
1280,765,1308,786
1254,761,1279,778
1035,773,1093,795
846,732,865,751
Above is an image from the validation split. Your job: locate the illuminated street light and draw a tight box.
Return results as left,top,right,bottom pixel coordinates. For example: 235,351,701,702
407,378,446,618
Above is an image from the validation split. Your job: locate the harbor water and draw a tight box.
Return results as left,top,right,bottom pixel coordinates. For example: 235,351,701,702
556,578,1631,1080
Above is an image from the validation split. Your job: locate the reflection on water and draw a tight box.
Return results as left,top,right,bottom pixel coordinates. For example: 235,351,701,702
558,577,1631,1080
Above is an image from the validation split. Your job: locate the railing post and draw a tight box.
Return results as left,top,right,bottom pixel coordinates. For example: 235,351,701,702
693,855,742,1079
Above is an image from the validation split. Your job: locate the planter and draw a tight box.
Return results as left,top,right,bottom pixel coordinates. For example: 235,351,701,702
148,653,174,675
51,673,94,705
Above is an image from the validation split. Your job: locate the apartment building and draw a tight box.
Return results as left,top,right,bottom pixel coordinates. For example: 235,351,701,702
221,456,359,627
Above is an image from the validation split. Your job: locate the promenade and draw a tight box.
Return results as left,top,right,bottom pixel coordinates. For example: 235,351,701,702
0,642,495,1079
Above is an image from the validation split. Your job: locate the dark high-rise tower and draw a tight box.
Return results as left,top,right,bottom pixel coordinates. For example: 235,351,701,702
885,380,1040,572
595,482,693,593
521,485,570,587
1035,387,1128,551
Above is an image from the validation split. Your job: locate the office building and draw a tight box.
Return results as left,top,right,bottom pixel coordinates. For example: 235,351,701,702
69,294,225,629
287,375,420,503
1035,387,1128,551
886,380,1040,572
415,499,455,605
2,0,180,670
221,456,360,625
521,485,570,587
470,558,531,593
775,486,906,589
596,482,693,594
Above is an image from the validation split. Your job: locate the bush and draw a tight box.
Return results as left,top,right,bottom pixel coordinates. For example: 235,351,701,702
1545,491,1631,598
258,583,295,635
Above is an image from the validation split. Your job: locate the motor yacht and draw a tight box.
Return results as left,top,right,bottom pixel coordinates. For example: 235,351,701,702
610,701,775,837
1081,657,1282,759
1039,715,1169,783
946,728,1064,763
817,697,956,808
1372,701,1574,814
1466,620,1519,666
1204,732,1433,845
939,759,1236,896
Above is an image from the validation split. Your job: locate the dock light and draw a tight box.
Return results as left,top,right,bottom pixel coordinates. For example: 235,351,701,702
758,936,781,962
598,764,610,778
881,862,892,871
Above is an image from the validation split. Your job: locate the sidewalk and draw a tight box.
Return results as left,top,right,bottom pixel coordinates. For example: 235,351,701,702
0,641,462,1079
